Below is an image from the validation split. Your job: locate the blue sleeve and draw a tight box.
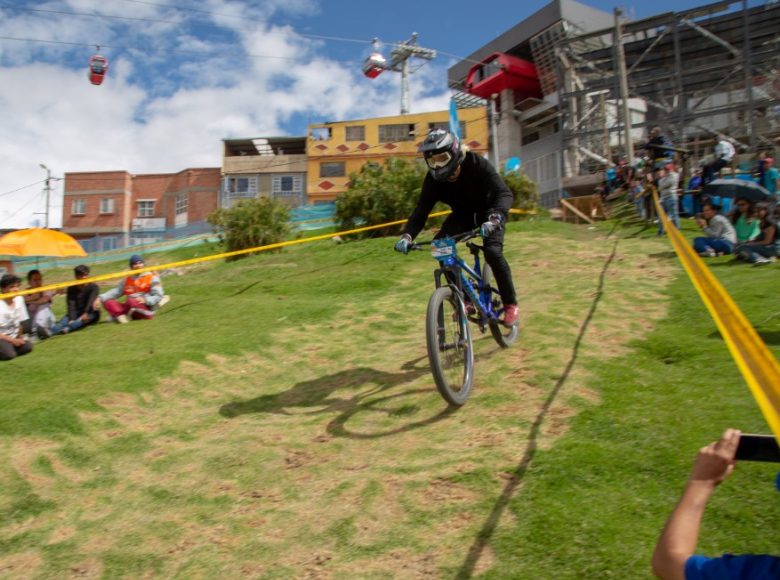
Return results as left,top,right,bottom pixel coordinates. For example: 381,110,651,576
685,554,780,580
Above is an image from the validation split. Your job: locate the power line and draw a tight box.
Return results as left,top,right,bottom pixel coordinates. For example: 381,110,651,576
0,190,46,226
0,179,46,198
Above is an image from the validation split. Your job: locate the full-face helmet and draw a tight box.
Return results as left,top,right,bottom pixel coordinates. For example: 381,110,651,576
418,129,463,181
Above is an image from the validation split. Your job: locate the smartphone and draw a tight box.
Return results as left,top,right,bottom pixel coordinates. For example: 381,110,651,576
735,434,780,463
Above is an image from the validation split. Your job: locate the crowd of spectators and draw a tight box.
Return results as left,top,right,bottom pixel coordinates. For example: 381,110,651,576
0,254,167,361
604,130,780,266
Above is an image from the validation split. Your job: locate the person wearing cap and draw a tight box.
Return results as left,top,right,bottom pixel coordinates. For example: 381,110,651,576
93,255,165,324
657,163,680,235
759,157,779,211
393,129,519,327
40,265,100,338
652,429,780,580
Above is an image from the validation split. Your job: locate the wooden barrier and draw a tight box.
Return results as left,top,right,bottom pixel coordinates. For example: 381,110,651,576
559,195,609,224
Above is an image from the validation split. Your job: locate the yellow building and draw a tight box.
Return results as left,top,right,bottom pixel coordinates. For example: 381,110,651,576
306,108,489,203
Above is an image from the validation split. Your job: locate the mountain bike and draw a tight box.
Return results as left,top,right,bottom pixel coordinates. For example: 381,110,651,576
410,229,519,406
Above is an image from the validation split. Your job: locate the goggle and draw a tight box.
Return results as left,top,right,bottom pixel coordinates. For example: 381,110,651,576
425,151,452,169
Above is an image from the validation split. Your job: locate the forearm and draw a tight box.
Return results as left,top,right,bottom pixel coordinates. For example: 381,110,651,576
653,481,716,580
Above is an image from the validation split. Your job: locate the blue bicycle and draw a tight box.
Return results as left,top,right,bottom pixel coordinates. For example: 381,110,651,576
410,229,519,406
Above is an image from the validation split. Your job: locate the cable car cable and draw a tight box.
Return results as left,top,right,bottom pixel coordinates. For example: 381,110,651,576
0,36,363,66
0,4,373,47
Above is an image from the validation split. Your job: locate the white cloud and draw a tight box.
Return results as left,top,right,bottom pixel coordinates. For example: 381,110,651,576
0,0,453,229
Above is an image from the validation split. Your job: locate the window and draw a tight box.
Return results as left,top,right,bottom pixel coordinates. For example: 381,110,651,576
427,121,467,140
175,193,188,215
226,176,257,198
345,125,365,141
272,175,303,198
100,198,115,214
522,131,540,146
137,200,155,217
320,162,346,178
311,128,331,141
378,123,415,142
71,199,86,215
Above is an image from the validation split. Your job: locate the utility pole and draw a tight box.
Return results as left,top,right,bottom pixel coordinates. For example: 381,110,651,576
383,33,437,115
490,94,500,168
614,9,634,165
40,164,52,228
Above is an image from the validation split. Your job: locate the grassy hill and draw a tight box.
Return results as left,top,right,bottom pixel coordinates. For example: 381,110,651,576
1,216,778,579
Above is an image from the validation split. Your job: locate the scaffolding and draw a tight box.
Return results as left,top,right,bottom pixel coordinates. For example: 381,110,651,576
555,0,780,179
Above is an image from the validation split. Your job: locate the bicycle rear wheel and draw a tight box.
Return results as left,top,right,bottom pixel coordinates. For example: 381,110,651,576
482,263,519,348
425,286,474,406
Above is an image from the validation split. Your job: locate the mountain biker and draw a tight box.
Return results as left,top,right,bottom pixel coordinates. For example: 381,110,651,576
393,129,519,327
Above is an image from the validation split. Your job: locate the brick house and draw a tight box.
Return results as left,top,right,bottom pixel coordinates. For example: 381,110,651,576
62,168,220,250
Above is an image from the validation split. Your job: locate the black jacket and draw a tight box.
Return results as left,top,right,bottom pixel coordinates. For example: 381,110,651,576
403,152,513,239
66,282,99,320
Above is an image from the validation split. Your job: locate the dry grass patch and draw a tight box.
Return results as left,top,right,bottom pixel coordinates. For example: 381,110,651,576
0,223,679,579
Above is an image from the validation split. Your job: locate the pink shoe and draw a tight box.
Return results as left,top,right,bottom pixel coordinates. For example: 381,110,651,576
503,304,519,327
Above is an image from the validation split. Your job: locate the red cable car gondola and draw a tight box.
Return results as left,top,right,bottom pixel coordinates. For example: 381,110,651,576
362,52,386,79
88,52,109,86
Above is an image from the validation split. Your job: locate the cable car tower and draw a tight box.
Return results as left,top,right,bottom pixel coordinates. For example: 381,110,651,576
362,33,436,115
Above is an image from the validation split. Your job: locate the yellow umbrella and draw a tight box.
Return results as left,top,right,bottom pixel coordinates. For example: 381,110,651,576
0,228,87,257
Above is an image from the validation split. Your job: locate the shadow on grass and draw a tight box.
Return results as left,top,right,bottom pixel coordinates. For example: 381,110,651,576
756,330,780,345
648,251,677,259
709,259,750,268
453,239,619,580
219,356,458,438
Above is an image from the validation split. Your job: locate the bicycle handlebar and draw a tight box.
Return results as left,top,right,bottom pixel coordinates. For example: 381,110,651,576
409,228,481,251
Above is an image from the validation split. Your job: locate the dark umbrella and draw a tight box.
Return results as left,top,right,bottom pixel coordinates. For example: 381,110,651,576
702,178,770,201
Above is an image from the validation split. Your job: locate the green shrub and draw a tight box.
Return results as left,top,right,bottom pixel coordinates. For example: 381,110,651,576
501,169,539,220
207,197,291,260
335,158,429,238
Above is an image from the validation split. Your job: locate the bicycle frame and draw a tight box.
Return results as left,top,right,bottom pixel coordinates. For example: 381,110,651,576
417,230,501,334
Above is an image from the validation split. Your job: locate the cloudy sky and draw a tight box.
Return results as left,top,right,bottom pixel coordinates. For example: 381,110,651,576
0,0,735,228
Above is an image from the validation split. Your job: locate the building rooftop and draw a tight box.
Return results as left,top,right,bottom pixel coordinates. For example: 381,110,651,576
223,136,307,157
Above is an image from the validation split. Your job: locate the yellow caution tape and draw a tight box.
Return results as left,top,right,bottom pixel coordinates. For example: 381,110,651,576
0,208,532,300
654,189,780,441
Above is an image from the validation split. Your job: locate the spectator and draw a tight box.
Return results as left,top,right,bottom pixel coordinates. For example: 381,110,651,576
759,158,779,211
658,164,680,235
729,198,760,246
684,169,705,216
40,265,100,338
629,179,646,219
644,127,675,170
93,255,164,324
652,429,780,580
756,151,768,184
605,164,617,195
687,169,703,191
693,203,737,257
736,203,778,266
23,269,56,338
0,274,33,361
702,136,735,185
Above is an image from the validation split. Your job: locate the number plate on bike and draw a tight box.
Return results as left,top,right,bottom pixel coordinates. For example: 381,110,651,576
431,238,456,261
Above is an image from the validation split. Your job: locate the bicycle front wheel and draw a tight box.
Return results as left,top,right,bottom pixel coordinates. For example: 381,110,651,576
482,263,519,348
425,286,474,406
